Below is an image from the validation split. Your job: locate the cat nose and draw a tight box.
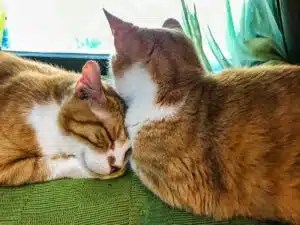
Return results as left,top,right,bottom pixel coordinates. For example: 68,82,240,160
110,166,120,173
107,156,120,173
108,155,116,166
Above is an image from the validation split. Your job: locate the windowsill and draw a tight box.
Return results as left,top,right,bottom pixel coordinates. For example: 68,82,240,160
9,50,111,60
3,50,111,75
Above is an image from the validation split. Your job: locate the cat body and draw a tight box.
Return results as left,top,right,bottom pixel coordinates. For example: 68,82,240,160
104,10,300,224
0,52,129,186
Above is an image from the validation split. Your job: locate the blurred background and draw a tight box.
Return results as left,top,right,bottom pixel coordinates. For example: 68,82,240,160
1,0,299,73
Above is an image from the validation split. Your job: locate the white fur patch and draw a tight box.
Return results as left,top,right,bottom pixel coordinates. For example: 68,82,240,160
129,155,137,172
113,140,130,168
113,64,181,146
83,148,111,175
28,104,85,157
47,156,93,179
27,103,114,178
83,140,130,173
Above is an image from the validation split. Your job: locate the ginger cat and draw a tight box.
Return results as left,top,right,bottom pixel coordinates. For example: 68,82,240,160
0,52,129,186
104,9,300,224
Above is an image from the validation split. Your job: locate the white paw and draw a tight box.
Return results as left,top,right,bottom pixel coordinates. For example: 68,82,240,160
47,156,93,180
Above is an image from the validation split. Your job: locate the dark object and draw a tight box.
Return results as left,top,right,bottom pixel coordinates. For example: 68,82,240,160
278,0,300,64
4,51,110,75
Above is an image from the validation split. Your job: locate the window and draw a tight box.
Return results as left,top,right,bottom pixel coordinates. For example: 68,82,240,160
4,0,182,54
4,0,247,73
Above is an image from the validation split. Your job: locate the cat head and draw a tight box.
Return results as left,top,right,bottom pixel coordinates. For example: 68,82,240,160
103,9,203,106
59,60,129,175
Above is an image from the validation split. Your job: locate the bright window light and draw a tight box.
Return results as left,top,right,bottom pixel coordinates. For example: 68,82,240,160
4,0,182,54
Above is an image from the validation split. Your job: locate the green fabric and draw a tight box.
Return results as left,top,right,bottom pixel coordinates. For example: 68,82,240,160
0,171,272,225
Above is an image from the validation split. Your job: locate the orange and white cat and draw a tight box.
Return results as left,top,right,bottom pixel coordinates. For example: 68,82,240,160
0,52,129,186
104,10,300,224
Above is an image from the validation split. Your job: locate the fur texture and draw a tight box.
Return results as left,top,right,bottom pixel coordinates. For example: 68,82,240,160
104,10,300,224
0,52,129,186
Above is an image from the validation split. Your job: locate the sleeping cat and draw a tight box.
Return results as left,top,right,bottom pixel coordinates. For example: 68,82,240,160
104,10,300,224
0,52,129,186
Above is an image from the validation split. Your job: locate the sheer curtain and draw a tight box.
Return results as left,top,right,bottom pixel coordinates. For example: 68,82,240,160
181,0,287,72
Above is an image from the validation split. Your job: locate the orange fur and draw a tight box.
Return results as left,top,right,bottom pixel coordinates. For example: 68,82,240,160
0,52,128,186
104,10,300,224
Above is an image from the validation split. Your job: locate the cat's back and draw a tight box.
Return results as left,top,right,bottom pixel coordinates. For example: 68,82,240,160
201,64,300,121
217,64,300,96
174,64,300,220
0,53,78,162
0,51,23,83
0,52,77,105
202,64,300,141
0,51,74,86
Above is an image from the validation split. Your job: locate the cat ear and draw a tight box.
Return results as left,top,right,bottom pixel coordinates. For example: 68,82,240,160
103,8,136,53
75,60,107,105
162,18,183,31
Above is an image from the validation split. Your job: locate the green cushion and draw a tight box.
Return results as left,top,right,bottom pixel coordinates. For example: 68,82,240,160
0,171,272,225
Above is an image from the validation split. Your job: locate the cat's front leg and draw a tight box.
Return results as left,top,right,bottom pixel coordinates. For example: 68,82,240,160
0,155,95,186
46,155,94,180
130,158,185,211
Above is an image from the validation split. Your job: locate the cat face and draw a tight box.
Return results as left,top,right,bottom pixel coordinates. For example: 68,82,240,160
59,61,129,174
104,9,202,105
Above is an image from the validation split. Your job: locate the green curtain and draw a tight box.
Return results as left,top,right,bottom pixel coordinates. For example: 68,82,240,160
181,0,288,72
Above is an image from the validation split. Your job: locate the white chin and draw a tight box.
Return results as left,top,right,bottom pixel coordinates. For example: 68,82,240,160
83,149,111,175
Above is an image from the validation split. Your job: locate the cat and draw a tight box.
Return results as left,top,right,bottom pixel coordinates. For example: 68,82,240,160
104,9,300,224
0,52,129,186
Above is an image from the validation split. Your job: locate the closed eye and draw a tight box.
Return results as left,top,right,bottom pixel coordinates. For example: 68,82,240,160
67,118,113,150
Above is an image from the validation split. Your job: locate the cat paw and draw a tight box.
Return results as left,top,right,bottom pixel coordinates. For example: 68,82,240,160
47,156,94,180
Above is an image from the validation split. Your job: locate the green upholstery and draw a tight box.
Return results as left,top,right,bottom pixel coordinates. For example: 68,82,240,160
0,171,274,225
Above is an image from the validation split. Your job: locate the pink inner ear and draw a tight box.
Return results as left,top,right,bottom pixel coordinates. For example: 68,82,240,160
75,60,107,105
